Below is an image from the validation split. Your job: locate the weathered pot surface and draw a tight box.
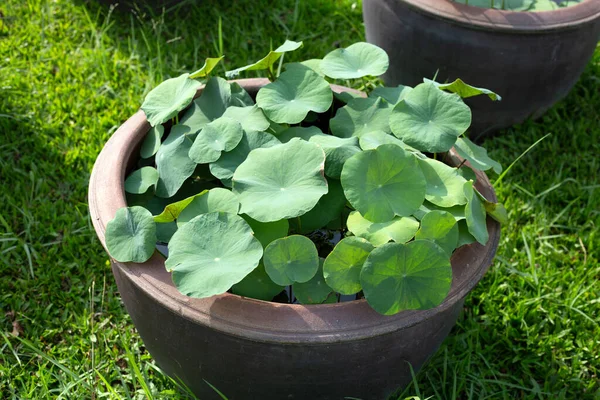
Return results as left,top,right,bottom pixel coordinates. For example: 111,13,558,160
89,78,501,400
363,0,600,140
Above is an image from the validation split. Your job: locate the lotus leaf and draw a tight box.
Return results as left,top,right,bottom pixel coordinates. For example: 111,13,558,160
105,206,156,263
341,144,426,222
370,85,413,105
418,158,468,207
454,137,502,174
166,212,263,298
390,82,472,153
256,68,333,124
226,40,303,78
124,167,159,195
264,235,319,285
323,236,374,295
242,216,289,248
177,188,239,226
231,263,285,301
330,97,391,138
141,73,202,127
155,125,197,198
347,211,419,247
425,78,501,101
290,179,346,233
222,105,270,132
464,181,488,245
140,125,164,159
320,42,389,79
189,56,224,79
360,240,452,314
415,210,459,256
293,260,335,304
233,139,328,222
188,117,243,164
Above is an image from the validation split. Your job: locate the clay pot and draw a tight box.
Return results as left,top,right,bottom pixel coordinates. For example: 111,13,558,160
363,0,600,139
89,78,501,400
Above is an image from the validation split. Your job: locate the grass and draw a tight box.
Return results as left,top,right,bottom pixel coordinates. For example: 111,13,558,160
0,0,598,398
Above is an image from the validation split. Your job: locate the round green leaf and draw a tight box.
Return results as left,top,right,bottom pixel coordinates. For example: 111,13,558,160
291,179,346,233
413,201,466,222
320,42,389,79
222,105,270,132
156,221,178,244
242,216,289,248
284,59,324,77
230,82,255,107
140,125,164,159
454,136,502,174
358,130,422,156
231,263,284,301
390,82,472,153
155,125,198,198
415,211,459,256
418,158,468,207
330,97,391,138
333,90,362,104
370,85,413,105
188,117,243,164
165,212,263,298
341,144,426,223
323,236,374,295
209,130,281,183
264,235,319,285
124,167,159,195
277,126,324,143
256,68,333,124
233,139,328,222
141,73,202,127
225,40,303,78
360,240,452,315
424,78,501,101
179,77,232,132
105,206,157,263
177,188,239,226
464,181,488,245
293,260,335,304
347,211,419,246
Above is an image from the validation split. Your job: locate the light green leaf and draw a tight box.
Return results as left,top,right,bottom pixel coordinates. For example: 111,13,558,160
390,82,472,153
166,212,263,298
370,85,413,105
341,144,426,222
209,130,281,184
413,201,466,222
105,206,157,263
233,139,328,222
177,188,239,226
256,68,333,124
454,137,502,174
323,236,374,295
153,190,208,223
415,211,459,256
189,56,224,79
418,158,468,207
231,263,285,301
124,167,159,195
320,42,389,79
457,220,477,247
347,211,419,247
278,127,361,179
230,82,255,107
293,260,335,304
291,179,346,233
140,125,164,159
358,130,424,156
222,105,270,132
188,117,243,164
141,73,202,127
425,78,501,101
464,181,488,245
179,77,231,132
242,216,289,248
225,40,303,78
284,59,324,77
330,97,391,138
484,201,508,225
155,125,197,198
360,240,452,315
264,235,319,285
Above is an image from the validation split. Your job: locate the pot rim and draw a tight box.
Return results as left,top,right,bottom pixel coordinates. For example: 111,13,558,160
393,0,600,33
89,77,501,344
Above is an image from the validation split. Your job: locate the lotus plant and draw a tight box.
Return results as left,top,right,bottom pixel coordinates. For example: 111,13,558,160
104,41,506,315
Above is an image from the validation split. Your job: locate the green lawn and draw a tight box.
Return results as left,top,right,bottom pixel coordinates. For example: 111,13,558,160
1,0,598,398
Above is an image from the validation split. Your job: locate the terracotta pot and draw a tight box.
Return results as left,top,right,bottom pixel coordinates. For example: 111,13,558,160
89,78,501,400
363,0,600,140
